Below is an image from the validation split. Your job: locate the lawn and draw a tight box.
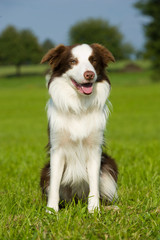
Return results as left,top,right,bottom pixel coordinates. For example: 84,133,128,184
0,69,160,239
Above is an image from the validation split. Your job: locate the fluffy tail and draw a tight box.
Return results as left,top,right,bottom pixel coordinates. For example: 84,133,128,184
100,153,118,202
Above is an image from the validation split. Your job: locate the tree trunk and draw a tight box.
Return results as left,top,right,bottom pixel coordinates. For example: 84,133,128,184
16,65,21,76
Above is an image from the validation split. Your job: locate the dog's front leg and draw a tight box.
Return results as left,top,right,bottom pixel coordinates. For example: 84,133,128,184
47,149,65,213
87,149,101,213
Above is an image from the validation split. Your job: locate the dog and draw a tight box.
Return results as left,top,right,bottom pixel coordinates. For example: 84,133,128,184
40,43,118,213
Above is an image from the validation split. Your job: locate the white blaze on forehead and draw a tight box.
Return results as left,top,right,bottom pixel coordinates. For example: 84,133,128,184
71,44,93,61
66,43,97,85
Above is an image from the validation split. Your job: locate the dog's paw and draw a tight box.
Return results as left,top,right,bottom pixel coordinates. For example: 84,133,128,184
46,205,59,214
88,201,100,213
46,208,53,214
88,196,100,213
88,205,100,213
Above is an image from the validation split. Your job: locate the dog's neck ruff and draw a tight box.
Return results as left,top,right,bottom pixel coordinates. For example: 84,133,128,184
48,76,110,114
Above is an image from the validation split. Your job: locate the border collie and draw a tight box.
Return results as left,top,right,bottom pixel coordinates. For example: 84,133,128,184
40,43,118,213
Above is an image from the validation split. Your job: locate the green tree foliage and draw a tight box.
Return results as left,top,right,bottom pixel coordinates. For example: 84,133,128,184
0,26,42,75
0,26,21,67
135,0,160,80
42,39,55,54
20,29,42,64
69,18,134,60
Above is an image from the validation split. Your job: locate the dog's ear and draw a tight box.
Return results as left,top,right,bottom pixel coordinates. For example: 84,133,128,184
91,43,115,66
40,44,66,65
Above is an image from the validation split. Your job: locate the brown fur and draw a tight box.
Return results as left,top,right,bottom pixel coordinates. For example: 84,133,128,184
90,43,115,83
41,43,115,87
101,153,118,182
91,43,115,66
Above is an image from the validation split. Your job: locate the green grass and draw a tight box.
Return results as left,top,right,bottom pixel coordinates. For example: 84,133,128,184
108,59,151,71
0,70,160,239
0,65,48,77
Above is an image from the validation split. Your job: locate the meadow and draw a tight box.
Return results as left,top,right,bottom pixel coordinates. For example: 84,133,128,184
0,64,160,239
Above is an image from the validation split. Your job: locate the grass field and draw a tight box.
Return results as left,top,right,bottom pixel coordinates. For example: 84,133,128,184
0,68,160,239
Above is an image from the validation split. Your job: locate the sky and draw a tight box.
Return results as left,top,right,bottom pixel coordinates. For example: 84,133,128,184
0,0,149,50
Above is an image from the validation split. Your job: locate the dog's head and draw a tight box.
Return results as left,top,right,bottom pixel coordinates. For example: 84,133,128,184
41,43,114,95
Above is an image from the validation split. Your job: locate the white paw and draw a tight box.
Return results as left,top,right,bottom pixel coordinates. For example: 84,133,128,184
88,205,100,213
46,205,59,214
46,208,53,214
88,195,100,213
88,200,100,213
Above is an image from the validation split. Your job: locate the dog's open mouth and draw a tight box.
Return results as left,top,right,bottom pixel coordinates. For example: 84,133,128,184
71,79,93,95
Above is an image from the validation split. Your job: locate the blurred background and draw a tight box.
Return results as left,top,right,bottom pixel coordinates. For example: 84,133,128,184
0,0,160,79
0,1,160,238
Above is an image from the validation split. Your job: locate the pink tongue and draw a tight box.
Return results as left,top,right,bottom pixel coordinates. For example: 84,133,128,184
81,85,93,95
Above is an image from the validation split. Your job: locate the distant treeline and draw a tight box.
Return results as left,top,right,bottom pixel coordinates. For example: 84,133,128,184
1,1,160,81
1,9,159,80
0,26,55,75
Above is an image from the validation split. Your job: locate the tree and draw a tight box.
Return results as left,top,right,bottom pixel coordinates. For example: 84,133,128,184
42,39,55,54
68,18,134,60
135,0,160,80
0,26,42,75
0,26,21,69
20,29,42,64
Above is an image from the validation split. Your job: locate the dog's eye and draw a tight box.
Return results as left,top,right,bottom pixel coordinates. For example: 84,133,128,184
92,58,97,63
70,58,78,65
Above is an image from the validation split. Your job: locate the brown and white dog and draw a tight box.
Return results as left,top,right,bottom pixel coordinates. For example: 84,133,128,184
40,43,118,213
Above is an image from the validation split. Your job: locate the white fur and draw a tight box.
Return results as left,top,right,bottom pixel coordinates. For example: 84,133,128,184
66,44,97,84
100,173,118,201
46,44,117,213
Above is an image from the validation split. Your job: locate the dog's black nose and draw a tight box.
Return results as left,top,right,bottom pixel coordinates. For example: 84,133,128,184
84,71,95,81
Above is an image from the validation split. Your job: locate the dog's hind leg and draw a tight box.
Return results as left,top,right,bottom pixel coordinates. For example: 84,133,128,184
100,153,118,203
40,162,50,197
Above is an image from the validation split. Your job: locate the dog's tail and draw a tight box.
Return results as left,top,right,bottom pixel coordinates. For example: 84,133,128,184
100,153,118,202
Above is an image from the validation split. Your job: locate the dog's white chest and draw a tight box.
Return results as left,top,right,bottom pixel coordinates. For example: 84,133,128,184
47,86,110,185
48,104,107,185
49,108,106,143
